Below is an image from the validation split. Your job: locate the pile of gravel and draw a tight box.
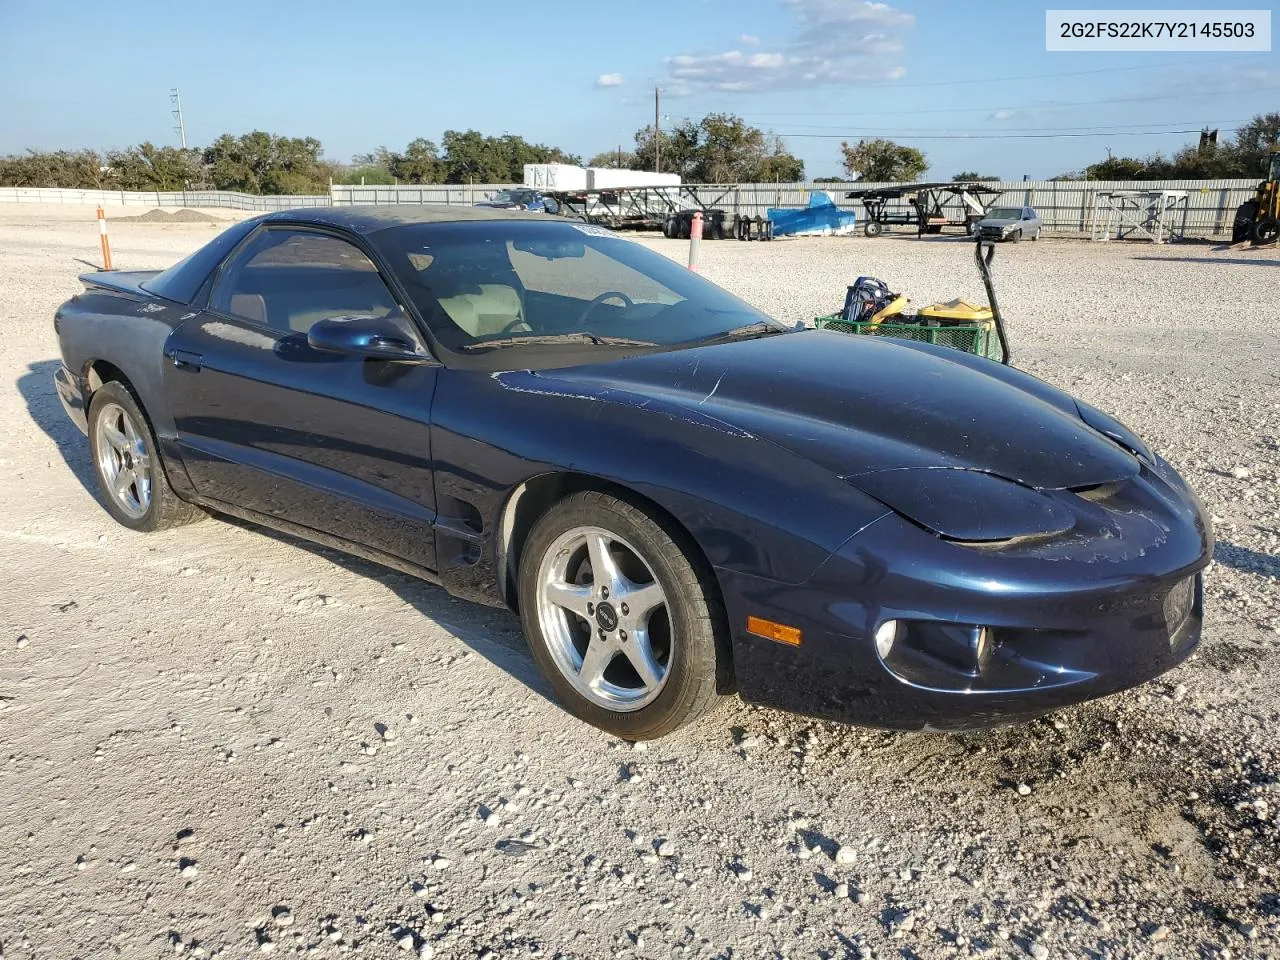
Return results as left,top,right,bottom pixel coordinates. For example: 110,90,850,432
117,208,222,224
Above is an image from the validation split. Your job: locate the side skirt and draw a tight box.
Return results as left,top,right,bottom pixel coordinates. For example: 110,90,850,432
186,494,444,587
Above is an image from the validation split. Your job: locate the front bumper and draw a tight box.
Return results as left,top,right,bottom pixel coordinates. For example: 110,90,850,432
54,363,88,435
721,461,1213,731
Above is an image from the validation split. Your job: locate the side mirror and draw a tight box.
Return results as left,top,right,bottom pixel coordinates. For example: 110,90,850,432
307,314,426,362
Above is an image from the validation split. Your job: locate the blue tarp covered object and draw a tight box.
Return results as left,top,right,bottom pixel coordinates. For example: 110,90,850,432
766,191,858,237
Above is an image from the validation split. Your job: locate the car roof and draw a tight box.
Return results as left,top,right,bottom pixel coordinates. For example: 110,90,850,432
260,203,552,235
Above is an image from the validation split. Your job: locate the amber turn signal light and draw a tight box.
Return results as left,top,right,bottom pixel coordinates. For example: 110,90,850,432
746,615,802,647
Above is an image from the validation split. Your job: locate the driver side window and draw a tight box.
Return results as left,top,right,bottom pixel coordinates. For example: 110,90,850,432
212,228,402,334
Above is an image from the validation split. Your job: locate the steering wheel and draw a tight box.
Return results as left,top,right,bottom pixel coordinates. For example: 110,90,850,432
496,315,530,336
575,291,634,328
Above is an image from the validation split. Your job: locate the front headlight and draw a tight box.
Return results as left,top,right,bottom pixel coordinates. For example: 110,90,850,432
846,467,1075,542
1074,401,1153,464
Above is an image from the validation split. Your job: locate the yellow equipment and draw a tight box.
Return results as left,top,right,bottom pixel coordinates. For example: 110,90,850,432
1233,146,1280,246
917,299,994,323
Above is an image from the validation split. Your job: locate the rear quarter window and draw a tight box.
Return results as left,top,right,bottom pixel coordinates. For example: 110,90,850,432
141,217,262,304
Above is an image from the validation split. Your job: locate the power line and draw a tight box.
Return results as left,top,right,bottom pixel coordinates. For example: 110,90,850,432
759,119,1249,135
747,53,1269,93
780,127,1228,141
672,81,1280,123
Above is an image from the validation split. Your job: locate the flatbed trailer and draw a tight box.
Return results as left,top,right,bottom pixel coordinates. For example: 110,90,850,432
845,182,1003,238
543,184,743,238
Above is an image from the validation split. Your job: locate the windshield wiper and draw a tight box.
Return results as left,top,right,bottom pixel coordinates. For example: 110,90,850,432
459,332,658,351
681,321,792,347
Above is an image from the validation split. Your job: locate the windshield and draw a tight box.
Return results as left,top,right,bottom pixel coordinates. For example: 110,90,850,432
376,220,782,355
986,207,1022,220
1269,152,1280,182
489,190,520,203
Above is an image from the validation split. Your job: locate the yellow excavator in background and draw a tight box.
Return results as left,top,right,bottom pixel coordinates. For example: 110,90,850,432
1233,145,1280,245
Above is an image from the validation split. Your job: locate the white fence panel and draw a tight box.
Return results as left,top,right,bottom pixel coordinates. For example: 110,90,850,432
2,180,1260,237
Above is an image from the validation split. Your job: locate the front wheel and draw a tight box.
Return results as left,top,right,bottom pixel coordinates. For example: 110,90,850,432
1253,217,1279,246
518,491,729,739
864,221,883,238
1008,229,1022,243
88,382,203,532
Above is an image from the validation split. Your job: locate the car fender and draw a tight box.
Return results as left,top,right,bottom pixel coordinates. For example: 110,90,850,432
428,367,891,608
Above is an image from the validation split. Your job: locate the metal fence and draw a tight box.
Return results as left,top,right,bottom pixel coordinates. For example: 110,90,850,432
330,179,1258,238
331,184,520,206
3,179,1260,237
0,187,329,210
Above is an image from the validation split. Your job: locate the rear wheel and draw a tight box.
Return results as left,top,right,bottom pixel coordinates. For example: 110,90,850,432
1233,200,1259,243
1253,216,1279,246
87,382,203,532
518,491,728,740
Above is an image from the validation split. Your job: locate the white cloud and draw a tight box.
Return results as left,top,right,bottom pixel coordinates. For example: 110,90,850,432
665,0,914,93
595,73,624,87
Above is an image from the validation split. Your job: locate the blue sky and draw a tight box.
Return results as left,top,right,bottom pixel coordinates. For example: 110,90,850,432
1,0,1275,179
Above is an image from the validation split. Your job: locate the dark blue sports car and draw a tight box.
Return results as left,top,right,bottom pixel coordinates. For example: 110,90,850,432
53,206,1212,739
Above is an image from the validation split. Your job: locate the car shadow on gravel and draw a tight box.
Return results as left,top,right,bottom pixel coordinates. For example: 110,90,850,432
18,359,98,496
217,515,554,702
1215,540,1280,578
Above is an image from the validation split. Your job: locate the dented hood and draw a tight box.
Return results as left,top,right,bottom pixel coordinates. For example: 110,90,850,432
550,330,1138,491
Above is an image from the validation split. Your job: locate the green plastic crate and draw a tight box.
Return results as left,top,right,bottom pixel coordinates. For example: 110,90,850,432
814,315,1004,362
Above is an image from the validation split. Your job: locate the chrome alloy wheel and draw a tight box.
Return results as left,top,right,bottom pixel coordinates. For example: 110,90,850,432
535,525,673,711
94,402,152,519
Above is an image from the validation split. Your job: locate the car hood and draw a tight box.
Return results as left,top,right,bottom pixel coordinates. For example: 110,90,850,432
979,217,1018,227
544,330,1138,490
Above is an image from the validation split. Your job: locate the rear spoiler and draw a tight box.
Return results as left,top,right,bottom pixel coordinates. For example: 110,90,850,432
77,269,161,297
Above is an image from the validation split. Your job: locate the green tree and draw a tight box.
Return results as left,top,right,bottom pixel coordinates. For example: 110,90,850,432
106,143,205,190
839,138,927,182
587,149,638,169
1068,114,1280,181
952,171,1000,182
389,138,443,183
203,131,328,194
0,149,109,188
630,113,804,182
440,130,580,184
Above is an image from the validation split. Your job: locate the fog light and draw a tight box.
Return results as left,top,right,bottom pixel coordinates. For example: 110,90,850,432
875,620,899,660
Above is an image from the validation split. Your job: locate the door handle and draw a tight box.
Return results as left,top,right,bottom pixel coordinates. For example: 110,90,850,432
167,348,203,371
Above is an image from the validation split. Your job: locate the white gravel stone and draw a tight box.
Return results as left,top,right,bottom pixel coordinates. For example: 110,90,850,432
834,845,857,865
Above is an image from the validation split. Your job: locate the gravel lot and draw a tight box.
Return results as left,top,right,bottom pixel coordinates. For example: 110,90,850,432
2,205,1278,960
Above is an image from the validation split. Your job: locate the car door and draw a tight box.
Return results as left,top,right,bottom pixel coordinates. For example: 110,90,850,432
162,224,440,571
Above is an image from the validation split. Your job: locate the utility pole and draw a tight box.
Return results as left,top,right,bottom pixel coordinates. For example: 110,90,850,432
654,86,661,173
170,88,187,149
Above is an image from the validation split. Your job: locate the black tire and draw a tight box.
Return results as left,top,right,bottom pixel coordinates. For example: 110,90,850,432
518,491,729,740
677,216,691,240
87,381,203,532
1008,229,1022,243
1252,216,1279,246
1233,200,1259,243
662,216,677,239
864,221,883,238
